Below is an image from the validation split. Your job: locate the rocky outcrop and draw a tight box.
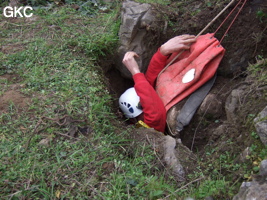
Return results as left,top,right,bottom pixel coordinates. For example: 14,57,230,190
198,93,223,119
128,128,197,182
163,136,185,180
116,0,164,79
233,159,267,200
254,106,267,145
225,86,247,123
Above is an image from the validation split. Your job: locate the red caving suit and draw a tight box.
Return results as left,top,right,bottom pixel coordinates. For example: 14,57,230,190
133,49,167,132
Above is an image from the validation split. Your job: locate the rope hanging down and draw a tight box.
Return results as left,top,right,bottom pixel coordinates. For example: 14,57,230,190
158,0,247,77
217,0,248,43
156,0,248,136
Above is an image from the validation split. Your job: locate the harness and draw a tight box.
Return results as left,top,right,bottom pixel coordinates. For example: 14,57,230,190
136,120,150,129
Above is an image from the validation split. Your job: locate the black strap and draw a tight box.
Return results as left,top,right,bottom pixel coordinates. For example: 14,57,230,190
176,74,217,132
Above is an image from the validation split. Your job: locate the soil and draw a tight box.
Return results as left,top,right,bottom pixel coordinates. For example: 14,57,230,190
160,0,267,77
0,74,30,114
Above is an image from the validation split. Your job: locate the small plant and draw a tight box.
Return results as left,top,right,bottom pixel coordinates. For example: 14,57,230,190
256,9,267,22
135,0,171,5
251,131,259,139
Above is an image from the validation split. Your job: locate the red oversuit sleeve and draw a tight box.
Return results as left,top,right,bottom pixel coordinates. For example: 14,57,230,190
133,73,166,133
145,48,169,88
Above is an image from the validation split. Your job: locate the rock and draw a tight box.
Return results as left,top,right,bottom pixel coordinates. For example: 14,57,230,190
260,159,267,176
238,147,251,163
127,128,198,182
234,147,251,164
233,159,267,200
227,49,249,74
208,123,235,142
198,93,223,119
233,181,267,200
254,106,267,145
225,87,246,123
71,4,80,10
116,0,164,79
166,100,187,135
163,136,185,180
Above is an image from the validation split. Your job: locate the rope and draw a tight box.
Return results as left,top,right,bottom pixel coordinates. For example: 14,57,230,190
214,0,242,35
219,0,248,43
196,0,237,37
157,0,247,78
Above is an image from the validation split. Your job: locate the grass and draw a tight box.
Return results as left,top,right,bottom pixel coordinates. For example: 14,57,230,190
135,0,171,5
0,2,179,199
1,1,267,200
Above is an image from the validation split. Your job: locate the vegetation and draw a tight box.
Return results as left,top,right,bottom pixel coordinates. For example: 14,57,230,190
0,1,266,199
135,0,171,5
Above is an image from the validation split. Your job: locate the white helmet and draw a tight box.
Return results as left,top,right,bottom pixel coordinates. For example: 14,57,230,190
119,87,143,118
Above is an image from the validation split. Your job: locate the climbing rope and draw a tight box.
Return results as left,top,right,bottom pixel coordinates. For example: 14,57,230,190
160,0,248,137
217,0,248,43
158,0,248,78
214,0,243,35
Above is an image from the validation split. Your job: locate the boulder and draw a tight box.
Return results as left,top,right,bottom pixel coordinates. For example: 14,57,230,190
260,159,267,176
254,106,267,145
232,181,267,200
163,136,185,180
116,0,164,79
198,93,223,119
127,128,198,182
233,159,267,200
225,86,246,123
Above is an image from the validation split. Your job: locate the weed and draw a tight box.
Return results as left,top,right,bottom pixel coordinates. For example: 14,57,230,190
135,0,171,5
256,9,267,22
251,131,259,139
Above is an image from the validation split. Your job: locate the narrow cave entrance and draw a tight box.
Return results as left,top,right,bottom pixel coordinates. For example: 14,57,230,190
99,3,267,151
103,60,242,155
102,59,212,152
103,62,134,110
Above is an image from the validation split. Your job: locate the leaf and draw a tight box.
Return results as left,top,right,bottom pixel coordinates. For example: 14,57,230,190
253,166,260,172
60,151,67,157
55,190,61,198
126,178,138,186
150,190,164,197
